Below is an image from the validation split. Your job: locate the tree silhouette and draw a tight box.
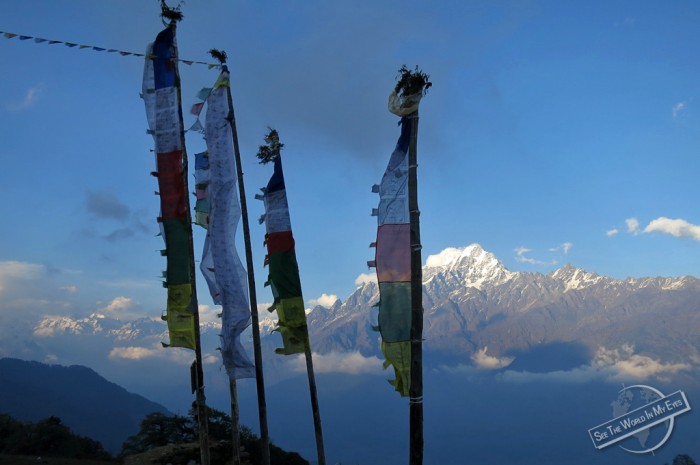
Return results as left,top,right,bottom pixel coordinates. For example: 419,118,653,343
671,454,698,465
120,412,194,455
122,408,309,465
0,414,111,460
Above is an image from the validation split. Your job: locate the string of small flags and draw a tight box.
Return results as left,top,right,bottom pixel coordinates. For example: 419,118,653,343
1,30,220,68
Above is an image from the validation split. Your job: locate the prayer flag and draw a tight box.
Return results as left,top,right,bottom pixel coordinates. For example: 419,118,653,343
142,24,196,349
261,157,310,355
196,69,255,379
371,117,413,396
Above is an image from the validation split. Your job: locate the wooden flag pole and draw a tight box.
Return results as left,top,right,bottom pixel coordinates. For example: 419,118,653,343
304,346,326,465
391,65,430,465
219,61,272,465
229,378,242,465
191,296,211,465
407,110,423,465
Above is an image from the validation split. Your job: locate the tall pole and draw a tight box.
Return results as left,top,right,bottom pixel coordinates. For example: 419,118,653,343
408,110,423,465
170,20,210,465
229,378,241,465
304,347,326,465
224,66,272,465
191,293,211,465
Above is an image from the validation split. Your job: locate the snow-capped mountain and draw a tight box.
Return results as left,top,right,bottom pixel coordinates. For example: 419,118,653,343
307,244,700,372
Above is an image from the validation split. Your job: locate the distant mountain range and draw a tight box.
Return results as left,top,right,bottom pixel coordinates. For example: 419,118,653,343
7,244,700,383
307,244,700,377
0,358,170,454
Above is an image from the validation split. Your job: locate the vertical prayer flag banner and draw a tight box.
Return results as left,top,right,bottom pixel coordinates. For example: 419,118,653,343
370,117,413,396
193,151,210,229
197,69,255,379
142,24,196,350
261,157,310,355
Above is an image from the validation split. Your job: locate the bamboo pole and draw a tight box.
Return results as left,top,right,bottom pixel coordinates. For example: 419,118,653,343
192,328,211,465
169,20,211,465
304,346,326,465
224,65,272,465
407,110,423,465
229,379,241,465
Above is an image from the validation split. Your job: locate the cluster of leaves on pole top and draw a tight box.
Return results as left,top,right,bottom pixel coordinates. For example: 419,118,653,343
395,65,432,97
257,127,284,165
160,0,184,23
208,48,228,65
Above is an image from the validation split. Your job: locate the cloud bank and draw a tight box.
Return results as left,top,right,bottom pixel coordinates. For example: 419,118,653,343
497,344,692,384
290,351,383,374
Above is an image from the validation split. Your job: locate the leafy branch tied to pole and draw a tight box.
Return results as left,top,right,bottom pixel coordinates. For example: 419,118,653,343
395,65,432,98
256,128,284,165
159,0,184,24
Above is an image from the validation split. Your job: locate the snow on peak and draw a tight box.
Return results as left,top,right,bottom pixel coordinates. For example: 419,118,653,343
424,244,514,289
551,264,604,291
425,244,487,268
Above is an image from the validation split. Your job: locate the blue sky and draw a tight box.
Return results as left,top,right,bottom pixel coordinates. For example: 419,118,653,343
1,0,700,325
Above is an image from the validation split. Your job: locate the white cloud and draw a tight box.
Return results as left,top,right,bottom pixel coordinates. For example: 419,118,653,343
101,296,133,313
471,347,514,369
109,346,160,360
202,354,220,365
624,216,700,242
307,293,339,308
425,247,464,267
626,217,640,234
96,296,143,320
257,303,274,315
355,272,377,287
514,247,554,266
673,101,688,119
5,84,44,111
198,304,221,324
643,217,700,241
109,343,212,365
548,242,573,255
606,228,619,237
593,345,691,381
289,351,383,374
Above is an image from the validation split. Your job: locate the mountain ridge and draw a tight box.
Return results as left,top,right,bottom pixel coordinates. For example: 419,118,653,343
308,244,700,378
0,357,171,454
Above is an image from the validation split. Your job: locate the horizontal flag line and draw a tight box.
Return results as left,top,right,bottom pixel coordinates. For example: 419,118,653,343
1,30,220,68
